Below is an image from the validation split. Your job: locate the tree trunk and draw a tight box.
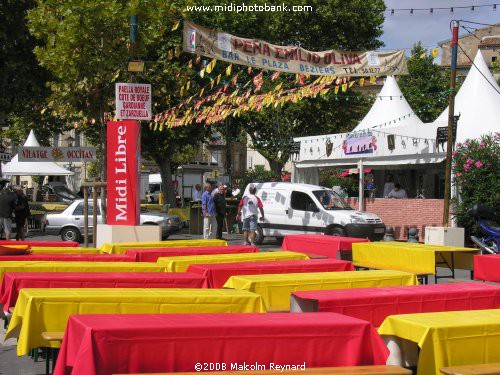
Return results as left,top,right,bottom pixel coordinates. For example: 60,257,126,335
268,159,284,175
98,87,107,223
156,158,177,208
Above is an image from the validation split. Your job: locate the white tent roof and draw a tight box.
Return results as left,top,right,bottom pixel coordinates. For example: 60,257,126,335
353,76,424,131
434,50,500,144
2,130,74,176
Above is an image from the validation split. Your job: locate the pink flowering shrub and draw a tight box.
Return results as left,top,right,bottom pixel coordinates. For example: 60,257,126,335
452,133,500,235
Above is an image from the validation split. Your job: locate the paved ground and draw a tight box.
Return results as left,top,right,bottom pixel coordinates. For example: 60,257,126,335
0,230,475,375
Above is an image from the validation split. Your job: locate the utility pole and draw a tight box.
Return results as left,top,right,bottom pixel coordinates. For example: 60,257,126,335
443,20,459,226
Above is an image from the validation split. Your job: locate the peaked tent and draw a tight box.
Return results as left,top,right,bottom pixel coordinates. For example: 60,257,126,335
434,50,500,143
2,130,74,176
352,76,424,131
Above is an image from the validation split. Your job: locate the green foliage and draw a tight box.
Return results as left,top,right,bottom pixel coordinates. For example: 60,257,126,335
187,0,385,171
452,133,500,236
0,0,64,144
238,165,281,192
398,43,451,123
320,169,358,196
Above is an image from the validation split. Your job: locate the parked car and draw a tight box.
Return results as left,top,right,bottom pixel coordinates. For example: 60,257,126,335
242,182,385,244
44,200,182,242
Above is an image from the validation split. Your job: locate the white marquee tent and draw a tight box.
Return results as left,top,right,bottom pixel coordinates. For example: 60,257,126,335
292,49,500,187
2,130,74,176
353,76,424,131
434,50,500,143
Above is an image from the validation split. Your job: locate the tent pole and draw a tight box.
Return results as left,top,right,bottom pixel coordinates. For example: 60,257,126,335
358,159,364,211
443,20,459,227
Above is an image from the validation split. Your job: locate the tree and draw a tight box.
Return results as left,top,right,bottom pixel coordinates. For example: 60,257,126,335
398,43,451,123
0,0,65,147
452,133,500,238
26,0,208,207
186,0,385,172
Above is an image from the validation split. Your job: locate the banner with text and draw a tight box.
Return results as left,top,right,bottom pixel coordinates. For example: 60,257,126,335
183,21,407,77
18,147,96,162
107,120,141,226
115,83,152,120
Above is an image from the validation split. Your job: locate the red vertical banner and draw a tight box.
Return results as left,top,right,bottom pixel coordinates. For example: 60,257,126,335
107,120,141,225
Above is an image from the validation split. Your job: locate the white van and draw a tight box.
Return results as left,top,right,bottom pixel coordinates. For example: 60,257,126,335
242,182,385,244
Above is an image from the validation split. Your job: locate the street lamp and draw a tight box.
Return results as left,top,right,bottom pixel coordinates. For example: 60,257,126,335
64,136,75,170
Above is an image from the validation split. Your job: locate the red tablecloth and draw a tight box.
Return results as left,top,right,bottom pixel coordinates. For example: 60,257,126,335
0,272,207,312
281,234,370,258
0,254,135,262
54,313,388,375
0,240,80,247
126,245,258,262
187,259,354,288
474,254,500,282
292,282,500,327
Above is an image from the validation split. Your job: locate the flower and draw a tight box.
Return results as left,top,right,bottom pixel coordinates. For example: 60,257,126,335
455,172,462,177
452,151,457,157
463,163,471,171
475,161,484,168
466,157,474,166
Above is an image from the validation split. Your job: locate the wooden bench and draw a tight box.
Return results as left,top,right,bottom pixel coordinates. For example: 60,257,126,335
441,363,500,374
118,365,412,374
41,332,64,375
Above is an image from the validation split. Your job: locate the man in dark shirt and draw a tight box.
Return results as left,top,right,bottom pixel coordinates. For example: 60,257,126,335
0,188,17,240
14,186,31,240
213,184,228,240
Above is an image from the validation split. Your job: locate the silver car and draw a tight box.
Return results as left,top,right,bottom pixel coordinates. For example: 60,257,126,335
44,200,182,242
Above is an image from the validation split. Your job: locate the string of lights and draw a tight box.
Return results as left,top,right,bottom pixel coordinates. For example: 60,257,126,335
387,3,498,15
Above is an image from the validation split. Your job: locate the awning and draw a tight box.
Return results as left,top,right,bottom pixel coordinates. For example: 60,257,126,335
339,168,373,177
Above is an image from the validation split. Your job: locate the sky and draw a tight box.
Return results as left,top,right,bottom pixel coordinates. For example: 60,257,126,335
381,0,499,52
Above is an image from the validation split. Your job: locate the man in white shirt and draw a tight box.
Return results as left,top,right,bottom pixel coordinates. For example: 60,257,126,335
387,184,407,199
192,184,202,201
236,184,265,246
383,174,395,198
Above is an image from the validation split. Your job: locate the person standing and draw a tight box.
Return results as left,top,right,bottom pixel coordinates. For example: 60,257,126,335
213,184,228,240
201,183,217,239
0,187,17,240
192,184,202,201
236,184,265,246
14,186,31,240
383,174,395,198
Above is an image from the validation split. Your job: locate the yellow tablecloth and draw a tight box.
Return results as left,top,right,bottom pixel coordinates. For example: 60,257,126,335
29,247,101,254
352,242,478,275
157,251,309,272
378,309,500,375
100,239,227,254
224,270,418,311
6,287,265,356
0,261,166,282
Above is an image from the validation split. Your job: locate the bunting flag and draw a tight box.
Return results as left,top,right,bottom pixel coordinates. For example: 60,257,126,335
253,72,263,92
155,51,380,129
370,76,376,84
231,73,239,86
188,60,193,68
172,20,181,31
271,71,280,81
